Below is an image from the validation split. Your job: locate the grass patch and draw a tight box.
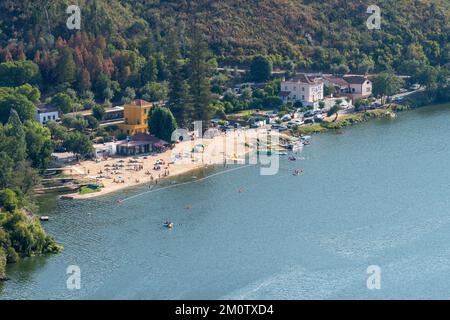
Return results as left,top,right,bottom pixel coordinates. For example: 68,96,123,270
79,184,102,194
293,109,394,136
295,123,328,135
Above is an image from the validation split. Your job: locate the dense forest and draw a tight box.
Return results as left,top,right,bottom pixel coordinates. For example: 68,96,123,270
0,0,447,117
1,0,449,71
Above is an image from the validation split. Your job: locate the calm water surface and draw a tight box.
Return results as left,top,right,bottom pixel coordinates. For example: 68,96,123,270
2,104,450,299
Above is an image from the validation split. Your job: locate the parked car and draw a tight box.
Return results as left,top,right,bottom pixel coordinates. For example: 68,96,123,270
410,84,421,90
304,118,315,124
287,120,304,129
278,126,288,132
304,111,314,118
288,119,304,126
369,103,382,109
313,115,324,123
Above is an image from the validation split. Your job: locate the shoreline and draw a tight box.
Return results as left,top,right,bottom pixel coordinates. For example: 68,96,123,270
61,129,261,200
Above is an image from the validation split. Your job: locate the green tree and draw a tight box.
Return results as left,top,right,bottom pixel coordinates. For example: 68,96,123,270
0,94,36,124
92,104,105,121
415,66,439,95
327,100,343,122
55,47,76,85
187,28,213,126
319,101,325,110
86,115,99,129
149,106,177,142
331,63,350,77
372,73,404,104
121,87,136,104
0,61,41,87
141,57,158,84
166,31,193,128
24,121,53,170
15,84,41,104
51,93,74,114
5,110,27,162
63,132,93,158
250,56,272,82
0,248,6,280
46,120,68,141
0,188,19,212
140,81,169,102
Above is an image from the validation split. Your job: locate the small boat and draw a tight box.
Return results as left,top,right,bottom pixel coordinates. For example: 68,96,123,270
163,221,174,229
40,216,49,221
288,156,297,161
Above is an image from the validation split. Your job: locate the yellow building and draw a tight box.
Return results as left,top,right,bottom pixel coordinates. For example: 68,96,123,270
118,99,153,136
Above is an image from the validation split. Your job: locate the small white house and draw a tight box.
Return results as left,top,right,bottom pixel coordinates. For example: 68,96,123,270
36,107,59,125
92,142,119,159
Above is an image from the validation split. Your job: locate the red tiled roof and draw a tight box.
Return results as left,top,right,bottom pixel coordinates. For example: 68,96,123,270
288,74,322,84
130,99,152,107
343,76,369,84
323,76,349,87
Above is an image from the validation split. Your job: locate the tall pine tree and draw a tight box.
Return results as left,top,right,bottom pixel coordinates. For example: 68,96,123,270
187,27,212,128
166,30,192,128
55,47,76,85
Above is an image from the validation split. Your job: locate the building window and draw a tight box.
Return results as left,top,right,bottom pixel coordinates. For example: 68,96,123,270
302,95,305,100
302,87,305,92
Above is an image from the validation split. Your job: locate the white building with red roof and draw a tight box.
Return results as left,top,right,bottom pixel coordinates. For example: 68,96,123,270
280,74,324,108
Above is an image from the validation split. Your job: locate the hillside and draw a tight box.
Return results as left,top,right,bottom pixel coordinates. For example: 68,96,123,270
0,0,448,72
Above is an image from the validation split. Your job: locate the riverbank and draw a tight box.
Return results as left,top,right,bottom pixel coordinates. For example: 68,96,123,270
294,102,450,135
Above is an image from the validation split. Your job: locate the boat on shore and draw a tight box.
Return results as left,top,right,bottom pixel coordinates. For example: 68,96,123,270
59,195,74,200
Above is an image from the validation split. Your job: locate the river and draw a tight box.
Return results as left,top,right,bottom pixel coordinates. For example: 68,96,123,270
2,103,450,299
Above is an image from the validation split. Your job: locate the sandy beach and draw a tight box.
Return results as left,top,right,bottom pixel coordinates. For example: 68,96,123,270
64,128,278,199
